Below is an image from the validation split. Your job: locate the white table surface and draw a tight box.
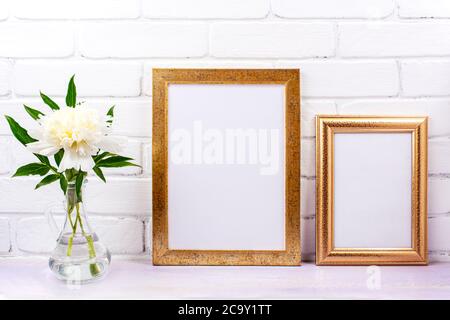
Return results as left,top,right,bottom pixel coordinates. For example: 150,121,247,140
1,257,450,299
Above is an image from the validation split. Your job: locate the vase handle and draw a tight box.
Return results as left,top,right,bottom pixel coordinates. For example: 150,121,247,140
45,201,62,237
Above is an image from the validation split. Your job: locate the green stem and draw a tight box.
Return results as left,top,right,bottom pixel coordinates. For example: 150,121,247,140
66,200,101,276
66,204,76,256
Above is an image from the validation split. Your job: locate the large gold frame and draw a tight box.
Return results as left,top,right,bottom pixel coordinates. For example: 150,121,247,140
152,69,301,266
316,116,428,265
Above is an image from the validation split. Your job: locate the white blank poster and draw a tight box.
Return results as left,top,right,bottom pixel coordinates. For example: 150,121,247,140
167,84,285,250
333,133,412,248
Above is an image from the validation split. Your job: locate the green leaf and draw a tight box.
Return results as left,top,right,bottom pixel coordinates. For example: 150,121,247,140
4,116,53,167
75,171,84,201
40,92,60,110
35,174,60,189
54,149,64,166
93,167,106,183
107,105,115,117
93,152,112,163
106,105,115,126
66,75,77,107
96,156,139,168
96,162,139,168
99,155,134,163
35,154,51,167
13,163,50,177
4,115,37,145
59,175,68,194
24,105,45,120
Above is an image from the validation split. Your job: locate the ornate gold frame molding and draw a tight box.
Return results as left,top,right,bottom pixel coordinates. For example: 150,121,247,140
152,69,301,266
316,116,428,266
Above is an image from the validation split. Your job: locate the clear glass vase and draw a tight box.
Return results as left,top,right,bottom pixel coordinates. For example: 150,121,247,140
48,180,111,284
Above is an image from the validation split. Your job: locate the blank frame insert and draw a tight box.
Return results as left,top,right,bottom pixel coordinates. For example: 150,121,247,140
168,84,285,251
333,133,412,249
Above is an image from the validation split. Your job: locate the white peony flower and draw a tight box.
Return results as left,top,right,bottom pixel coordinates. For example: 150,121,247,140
27,106,126,172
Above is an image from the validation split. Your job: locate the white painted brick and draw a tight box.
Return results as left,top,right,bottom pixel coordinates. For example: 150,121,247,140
0,23,74,58
0,218,10,253
339,23,450,57
429,139,450,175
399,0,450,19
143,60,273,96
142,144,152,176
0,137,13,175
277,61,399,97
90,217,144,254
143,0,269,19
273,0,394,18
301,178,315,218
302,101,336,137
430,252,450,262
0,0,8,20
0,177,151,215
338,99,450,137
0,60,11,96
14,62,141,97
144,218,151,253
17,216,144,254
301,139,315,177
429,216,450,251
211,23,335,58
79,23,208,58
301,217,314,255
401,60,450,97
110,101,152,138
14,0,140,19
16,217,61,253
429,177,450,214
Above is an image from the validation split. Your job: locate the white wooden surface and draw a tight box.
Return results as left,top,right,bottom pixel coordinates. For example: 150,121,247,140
1,258,449,299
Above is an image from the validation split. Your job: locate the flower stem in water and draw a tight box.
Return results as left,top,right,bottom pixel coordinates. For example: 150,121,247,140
65,190,101,276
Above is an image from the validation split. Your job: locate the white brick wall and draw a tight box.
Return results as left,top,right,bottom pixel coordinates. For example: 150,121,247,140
272,0,394,18
339,23,450,57
0,1,8,21
79,23,209,58
0,1,450,262
14,62,142,96
398,0,450,19
211,23,335,58
0,218,10,254
276,61,399,97
0,23,74,58
401,60,450,97
13,0,141,20
143,0,270,19
0,60,11,96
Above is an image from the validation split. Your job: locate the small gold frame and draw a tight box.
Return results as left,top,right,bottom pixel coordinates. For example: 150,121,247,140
316,116,428,266
152,69,301,266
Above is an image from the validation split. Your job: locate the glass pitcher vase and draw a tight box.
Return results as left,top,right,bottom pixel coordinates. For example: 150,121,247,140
47,180,111,283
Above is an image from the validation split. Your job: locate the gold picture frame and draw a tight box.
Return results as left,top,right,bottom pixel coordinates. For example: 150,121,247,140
152,68,301,266
316,116,428,265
